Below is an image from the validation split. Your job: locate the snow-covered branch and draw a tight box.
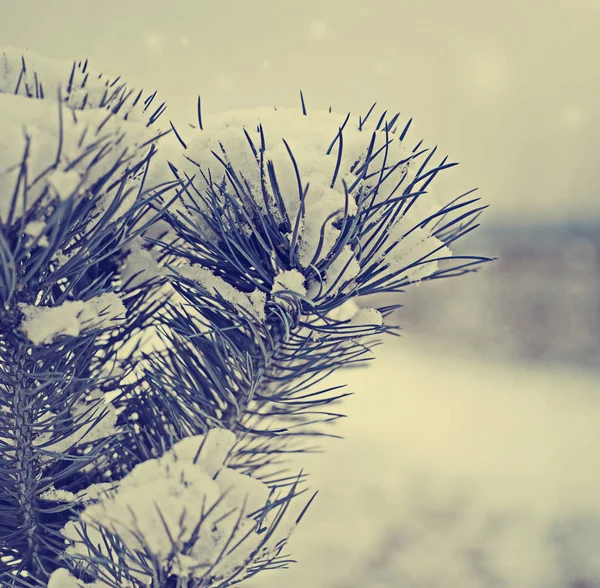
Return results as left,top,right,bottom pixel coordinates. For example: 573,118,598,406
0,47,489,588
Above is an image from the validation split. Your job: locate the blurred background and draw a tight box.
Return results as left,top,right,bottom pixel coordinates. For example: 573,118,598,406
3,0,599,586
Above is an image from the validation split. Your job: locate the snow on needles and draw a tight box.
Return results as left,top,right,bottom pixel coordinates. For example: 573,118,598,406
349,308,383,329
0,47,163,224
120,236,164,289
49,428,296,587
173,261,267,320
271,269,307,297
385,219,453,284
19,292,126,345
23,219,49,247
146,106,455,296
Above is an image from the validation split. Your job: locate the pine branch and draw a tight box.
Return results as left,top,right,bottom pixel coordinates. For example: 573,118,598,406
127,105,490,477
98,104,491,586
1,48,491,588
0,47,176,586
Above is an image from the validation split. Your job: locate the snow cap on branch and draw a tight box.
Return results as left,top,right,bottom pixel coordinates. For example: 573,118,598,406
172,261,267,320
149,107,434,266
271,269,307,297
19,292,126,345
0,46,156,117
52,427,295,586
349,307,383,328
0,46,167,224
147,104,468,311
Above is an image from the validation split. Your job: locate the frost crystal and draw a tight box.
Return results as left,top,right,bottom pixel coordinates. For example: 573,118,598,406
56,428,294,585
19,292,126,345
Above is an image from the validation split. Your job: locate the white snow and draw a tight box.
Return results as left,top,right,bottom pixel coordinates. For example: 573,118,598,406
327,298,361,321
0,47,165,225
0,53,458,299
348,307,383,329
271,269,307,297
295,298,363,342
23,219,48,247
385,217,453,283
0,93,158,224
56,427,296,586
172,261,267,321
39,487,81,503
0,46,155,118
320,244,361,297
51,249,73,269
166,426,235,477
47,567,117,588
120,236,163,289
145,107,450,296
46,169,82,200
19,292,126,345
40,482,117,505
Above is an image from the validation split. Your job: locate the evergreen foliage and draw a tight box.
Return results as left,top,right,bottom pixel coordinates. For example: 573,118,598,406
0,48,491,587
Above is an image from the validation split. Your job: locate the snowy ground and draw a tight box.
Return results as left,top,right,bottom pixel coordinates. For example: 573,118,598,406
244,336,600,588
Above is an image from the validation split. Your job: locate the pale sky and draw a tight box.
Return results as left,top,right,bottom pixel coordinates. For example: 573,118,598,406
1,0,598,223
